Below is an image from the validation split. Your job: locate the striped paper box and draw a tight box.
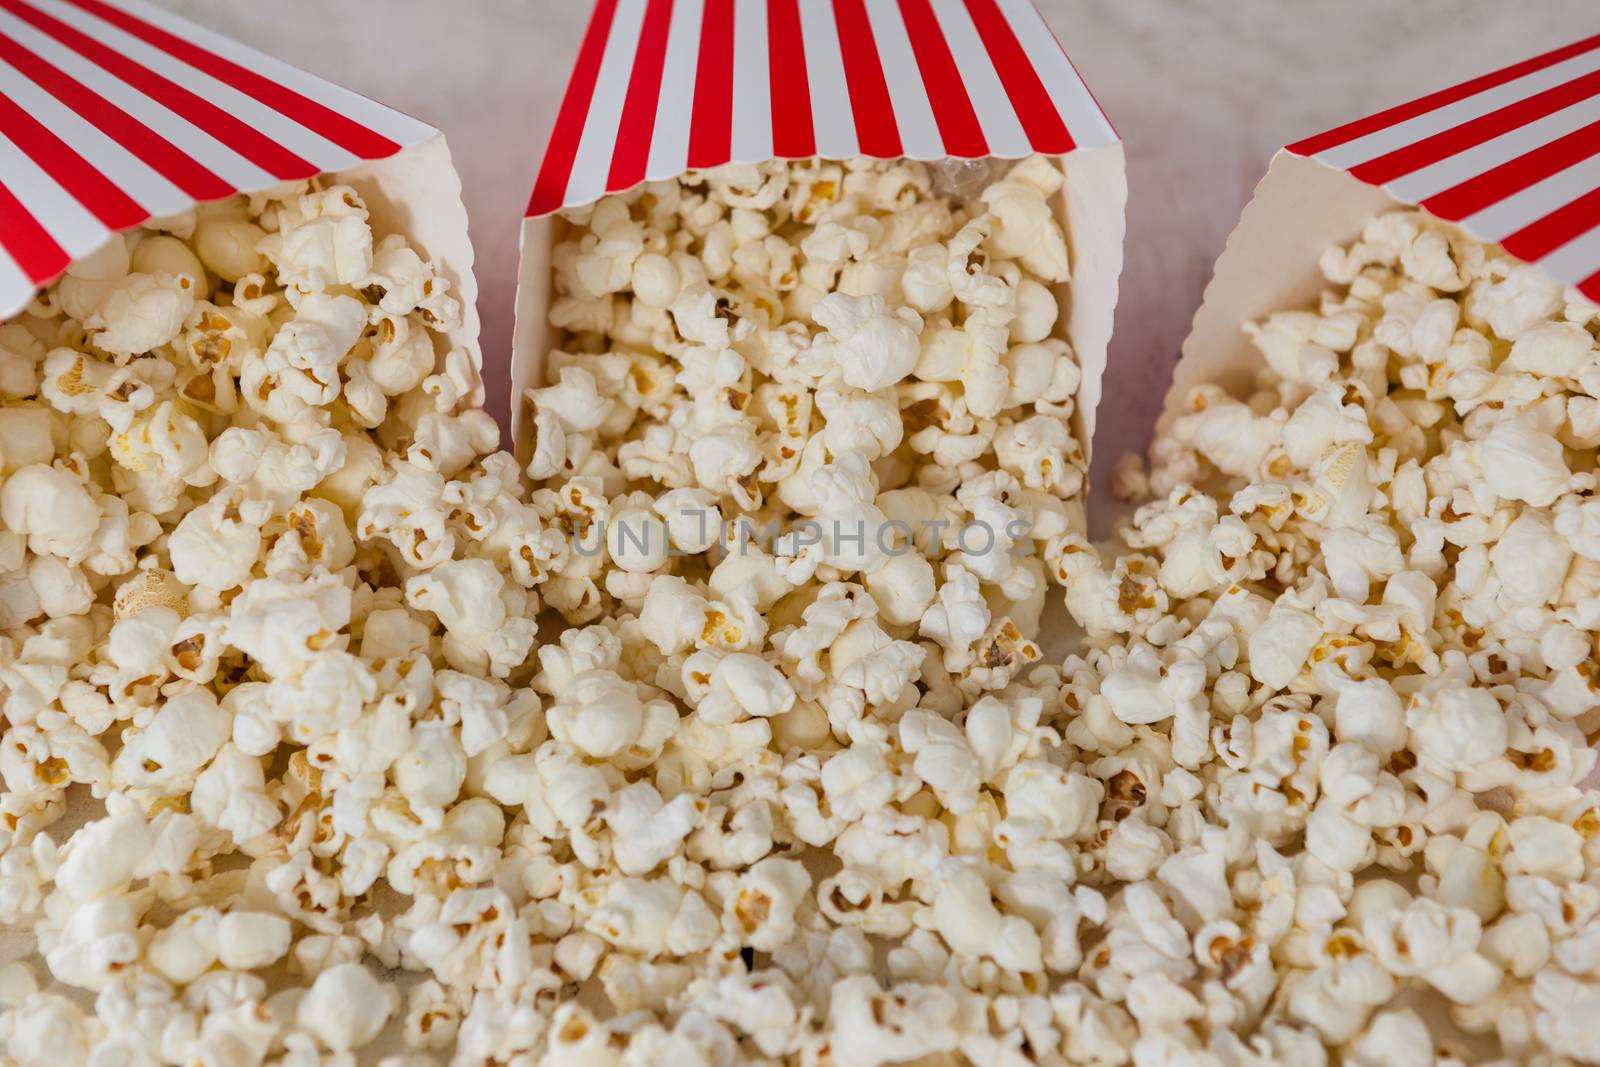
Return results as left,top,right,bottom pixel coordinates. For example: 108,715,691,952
512,0,1126,465
1165,33,1600,425
0,0,480,374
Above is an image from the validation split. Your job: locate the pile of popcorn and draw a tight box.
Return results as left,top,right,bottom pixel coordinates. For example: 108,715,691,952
5,145,1599,1067
0,156,1096,1067
1084,210,1600,1064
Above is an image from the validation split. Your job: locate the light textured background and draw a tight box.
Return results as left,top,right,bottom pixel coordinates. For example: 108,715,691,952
152,0,1593,486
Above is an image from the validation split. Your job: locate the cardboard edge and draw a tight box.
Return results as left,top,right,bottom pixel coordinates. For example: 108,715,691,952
510,215,555,465
1057,142,1127,469
339,133,484,405
1157,151,1400,434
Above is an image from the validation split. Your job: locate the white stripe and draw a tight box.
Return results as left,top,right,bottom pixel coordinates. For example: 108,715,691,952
928,0,1028,157
729,0,771,164
645,0,702,180
996,0,1116,149
0,6,274,191
0,54,191,219
1532,225,1600,289
564,0,647,205
1316,48,1600,170
862,1,941,159
797,0,856,158
1461,151,1600,243
0,128,107,260
36,0,362,173
106,0,434,147
1382,95,1600,205
0,242,39,317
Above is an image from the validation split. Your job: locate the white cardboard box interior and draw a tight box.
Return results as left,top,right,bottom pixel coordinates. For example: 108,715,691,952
151,0,1592,509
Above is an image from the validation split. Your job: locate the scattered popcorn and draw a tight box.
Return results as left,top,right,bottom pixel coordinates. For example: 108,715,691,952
1068,208,1600,1064
0,157,1101,1066
20,159,1594,1065
0,184,526,1063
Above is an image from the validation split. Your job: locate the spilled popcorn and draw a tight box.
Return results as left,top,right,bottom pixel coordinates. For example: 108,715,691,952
0,157,1098,1066
1079,210,1600,1064
8,148,1594,1067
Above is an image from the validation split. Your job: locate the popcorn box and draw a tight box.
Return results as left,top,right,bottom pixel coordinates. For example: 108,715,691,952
512,0,1126,466
0,0,479,374
1163,33,1600,427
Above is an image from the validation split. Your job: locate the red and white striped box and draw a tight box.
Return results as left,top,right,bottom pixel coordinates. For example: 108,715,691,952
1166,33,1600,421
512,0,1126,465
0,0,479,369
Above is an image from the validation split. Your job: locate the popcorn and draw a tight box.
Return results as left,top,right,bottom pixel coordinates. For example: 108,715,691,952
693,652,796,724
1533,970,1600,1061
1332,678,1408,758
0,464,102,563
193,213,268,281
1409,684,1508,775
86,271,196,357
1490,510,1573,606
296,962,398,1052
166,488,265,590
812,292,923,391
1247,602,1321,689
405,557,536,677
1096,209,1600,1064
109,687,231,792
605,506,670,573
39,150,1600,1064
263,291,367,407
0,183,579,1063
259,186,375,291
826,976,964,1067
1479,415,1575,506
486,161,1095,1065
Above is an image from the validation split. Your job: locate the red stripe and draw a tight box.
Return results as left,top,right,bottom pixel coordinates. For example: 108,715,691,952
964,0,1074,153
1579,268,1600,304
0,179,69,284
1290,34,1600,156
1350,68,1600,186
607,0,675,193
0,87,145,231
687,0,734,169
1500,187,1600,262
2,0,314,180
528,0,620,215
0,33,231,201
831,0,901,157
60,0,402,159
896,0,985,156
768,0,814,158
1423,119,1600,222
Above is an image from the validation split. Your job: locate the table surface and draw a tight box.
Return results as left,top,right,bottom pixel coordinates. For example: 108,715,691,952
152,0,1594,491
